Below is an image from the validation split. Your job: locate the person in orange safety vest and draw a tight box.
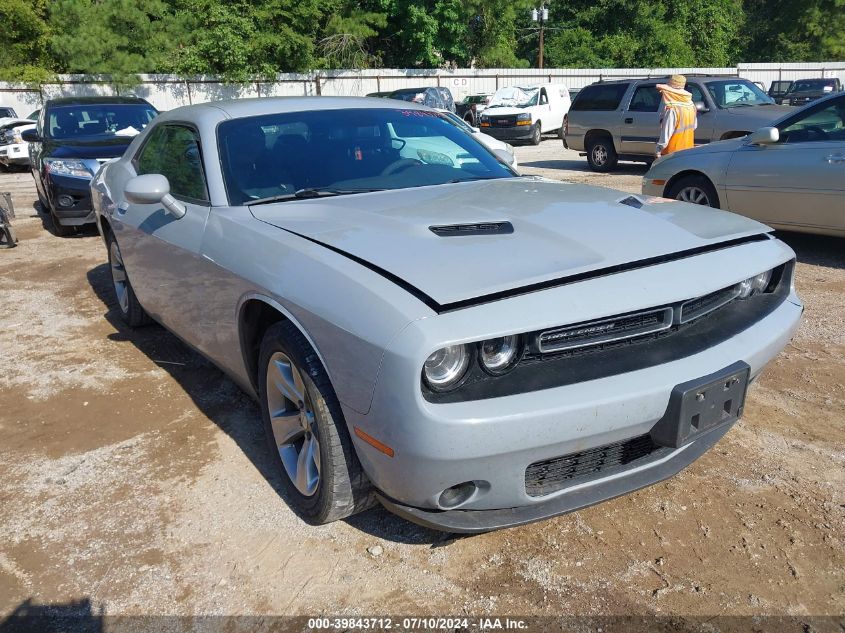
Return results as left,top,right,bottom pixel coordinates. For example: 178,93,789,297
655,74,697,158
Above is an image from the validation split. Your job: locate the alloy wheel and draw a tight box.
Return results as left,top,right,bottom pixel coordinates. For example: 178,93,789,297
677,186,710,205
592,145,608,166
109,240,129,314
266,351,321,497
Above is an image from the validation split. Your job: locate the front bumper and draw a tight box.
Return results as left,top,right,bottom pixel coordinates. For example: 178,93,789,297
347,239,801,532
377,419,733,533
480,124,534,141
45,173,96,225
0,143,29,165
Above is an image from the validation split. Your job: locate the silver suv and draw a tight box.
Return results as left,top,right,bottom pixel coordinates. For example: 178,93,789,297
564,76,794,172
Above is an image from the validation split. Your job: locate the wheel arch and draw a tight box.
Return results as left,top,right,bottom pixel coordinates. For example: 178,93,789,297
584,128,614,146
237,294,332,394
663,170,720,206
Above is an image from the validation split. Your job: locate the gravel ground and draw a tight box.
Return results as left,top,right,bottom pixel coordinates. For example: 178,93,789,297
0,142,843,627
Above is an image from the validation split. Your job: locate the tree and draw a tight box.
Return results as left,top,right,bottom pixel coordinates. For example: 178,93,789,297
48,0,183,82
319,10,388,68
0,0,53,81
744,0,845,61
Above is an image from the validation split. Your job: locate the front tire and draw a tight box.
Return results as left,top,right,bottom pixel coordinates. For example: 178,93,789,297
41,192,74,237
258,321,374,524
107,232,152,327
530,122,542,145
586,135,618,172
667,175,720,208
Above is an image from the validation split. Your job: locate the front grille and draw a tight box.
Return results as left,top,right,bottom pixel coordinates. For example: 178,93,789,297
525,434,670,497
680,284,741,324
488,115,516,126
538,307,672,353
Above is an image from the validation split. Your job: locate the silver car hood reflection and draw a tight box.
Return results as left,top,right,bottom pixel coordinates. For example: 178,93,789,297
251,178,770,306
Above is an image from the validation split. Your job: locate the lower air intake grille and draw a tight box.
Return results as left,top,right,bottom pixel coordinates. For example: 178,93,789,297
525,434,670,497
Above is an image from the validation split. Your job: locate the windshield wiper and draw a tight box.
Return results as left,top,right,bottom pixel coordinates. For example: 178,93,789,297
248,188,385,205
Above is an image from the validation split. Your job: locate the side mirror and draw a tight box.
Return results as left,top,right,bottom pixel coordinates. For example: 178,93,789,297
124,174,186,218
748,126,779,145
21,128,40,142
493,148,515,166
695,101,709,113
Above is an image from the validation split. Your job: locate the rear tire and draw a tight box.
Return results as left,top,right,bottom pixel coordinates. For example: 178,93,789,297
667,175,720,208
107,232,152,327
586,135,618,172
258,321,374,524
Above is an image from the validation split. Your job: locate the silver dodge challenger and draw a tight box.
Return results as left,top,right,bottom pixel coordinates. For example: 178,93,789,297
91,97,803,533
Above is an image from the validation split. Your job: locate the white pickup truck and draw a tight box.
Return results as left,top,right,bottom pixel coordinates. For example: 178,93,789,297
478,84,571,145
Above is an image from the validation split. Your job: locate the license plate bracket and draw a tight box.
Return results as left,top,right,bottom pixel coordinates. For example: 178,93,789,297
650,361,750,449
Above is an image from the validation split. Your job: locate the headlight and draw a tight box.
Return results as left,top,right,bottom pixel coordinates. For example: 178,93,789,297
423,344,470,391
12,129,24,143
44,158,93,179
516,113,531,121
479,335,522,375
737,269,773,298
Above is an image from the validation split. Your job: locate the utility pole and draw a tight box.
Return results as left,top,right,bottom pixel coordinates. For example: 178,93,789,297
531,6,549,69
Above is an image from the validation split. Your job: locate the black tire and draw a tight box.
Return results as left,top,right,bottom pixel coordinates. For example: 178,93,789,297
258,321,374,524
558,125,565,140
106,232,152,327
530,122,542,145
666,175,720,208
37,186,74,237
586,135,618,172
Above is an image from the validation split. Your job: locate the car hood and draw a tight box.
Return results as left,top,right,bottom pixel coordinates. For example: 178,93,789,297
251,178,770,308
45,137,134,159
720,104,793,123
483,106,532,116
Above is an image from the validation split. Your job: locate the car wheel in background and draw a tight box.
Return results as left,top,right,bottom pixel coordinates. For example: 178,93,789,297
258,321,374,525
667,175,720,208
530,123,542,145
107,232,152,327
586,135,618,172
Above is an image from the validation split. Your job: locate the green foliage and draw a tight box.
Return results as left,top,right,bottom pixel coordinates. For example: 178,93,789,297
0,0,53,82
0,0,840,83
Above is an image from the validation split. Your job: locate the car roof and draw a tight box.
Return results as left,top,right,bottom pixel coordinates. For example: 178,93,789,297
593,74,741,85
158,96,431,123
45,96,154,107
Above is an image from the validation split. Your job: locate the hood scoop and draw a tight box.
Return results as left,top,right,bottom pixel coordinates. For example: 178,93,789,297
617,195,645,209
429,221,514,237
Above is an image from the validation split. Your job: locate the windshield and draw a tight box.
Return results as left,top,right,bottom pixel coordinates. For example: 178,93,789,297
218,108,515,205
47,104,158,140
442,111,475,133
464,95,489,104
390,91,425,103
789,79,836,93
488,87,539,109
705,80,775,108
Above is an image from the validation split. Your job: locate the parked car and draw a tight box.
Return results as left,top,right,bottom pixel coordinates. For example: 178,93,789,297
365,91,393,98
389,87,455,112
768,80,794,104
437,109,518,169
0,119,36,169
643,92,845,237
91,96,801,533
0,106,19,125
479,83,571,145
565,76,793,171
781,77,843,107
24,96,158,236
456,94,492,126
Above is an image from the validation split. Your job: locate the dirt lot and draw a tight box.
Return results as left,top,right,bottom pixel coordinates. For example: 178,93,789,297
1,141,843,626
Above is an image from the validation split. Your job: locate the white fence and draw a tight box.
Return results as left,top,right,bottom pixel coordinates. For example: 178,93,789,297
2,62,844,115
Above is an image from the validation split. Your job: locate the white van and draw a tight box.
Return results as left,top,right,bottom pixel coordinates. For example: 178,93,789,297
478,83,571,145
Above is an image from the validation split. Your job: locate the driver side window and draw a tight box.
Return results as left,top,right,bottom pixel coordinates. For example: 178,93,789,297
136,124,209,203
779,97,845,144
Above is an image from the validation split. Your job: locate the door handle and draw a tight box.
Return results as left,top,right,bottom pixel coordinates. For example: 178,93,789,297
826,154,845,164
624,118,634,124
